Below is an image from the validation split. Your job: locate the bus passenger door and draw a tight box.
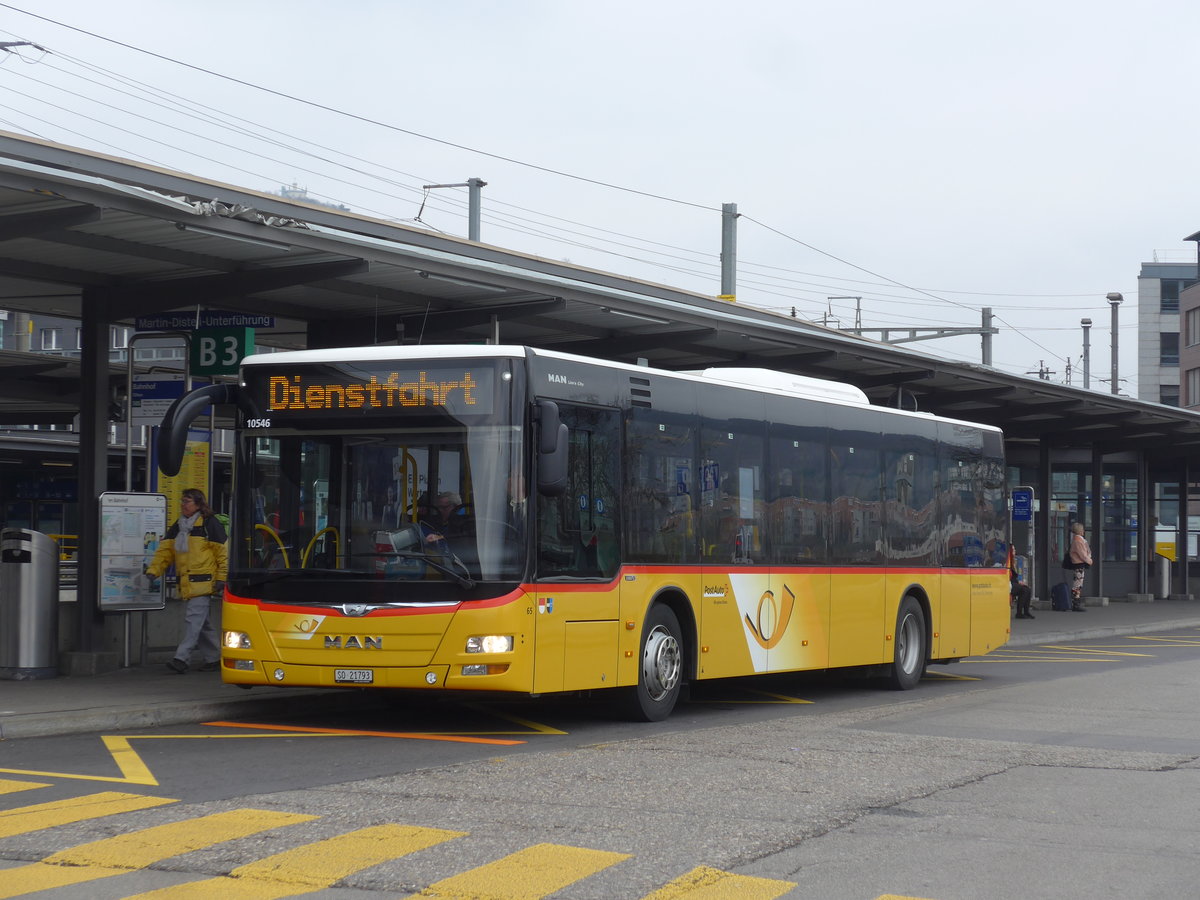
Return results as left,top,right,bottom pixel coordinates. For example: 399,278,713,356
533,404,622,694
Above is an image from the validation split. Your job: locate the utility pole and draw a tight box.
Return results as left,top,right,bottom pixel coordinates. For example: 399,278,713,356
421,177,487,241
1107,292,1123,395
720,203,738,301
847,306,999,364
981,307,993,366
827,296,862,330
1081,318,1092,389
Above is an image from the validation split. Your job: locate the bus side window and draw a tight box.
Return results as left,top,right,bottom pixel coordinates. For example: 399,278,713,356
626,410,697,565
829,427,884,565
700,421,765,564
767,425,829,565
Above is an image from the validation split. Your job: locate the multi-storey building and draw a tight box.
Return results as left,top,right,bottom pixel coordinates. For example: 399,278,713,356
1181,282,1200,410
1137,260,1197,406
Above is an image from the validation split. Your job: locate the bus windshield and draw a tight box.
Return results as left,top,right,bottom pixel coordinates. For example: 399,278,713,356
234,424,526,593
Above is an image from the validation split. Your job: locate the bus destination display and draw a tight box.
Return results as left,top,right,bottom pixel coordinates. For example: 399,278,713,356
248,364,496,421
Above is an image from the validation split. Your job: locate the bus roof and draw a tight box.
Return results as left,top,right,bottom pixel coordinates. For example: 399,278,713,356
241,344,1000,433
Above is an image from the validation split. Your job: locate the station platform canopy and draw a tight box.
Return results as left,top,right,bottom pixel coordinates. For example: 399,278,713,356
0,130,1198,456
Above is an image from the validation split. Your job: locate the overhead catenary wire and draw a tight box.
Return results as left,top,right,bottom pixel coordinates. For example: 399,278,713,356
0,2,718,214
1,27,1124,313
0,5,1136,382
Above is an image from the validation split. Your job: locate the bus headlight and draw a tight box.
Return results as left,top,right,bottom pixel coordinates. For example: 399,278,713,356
465,635,513,654
223,631,252,649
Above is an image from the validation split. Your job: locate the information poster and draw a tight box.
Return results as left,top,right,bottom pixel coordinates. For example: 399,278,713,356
131,374,187,426
99,491,167,612
154,428,211,520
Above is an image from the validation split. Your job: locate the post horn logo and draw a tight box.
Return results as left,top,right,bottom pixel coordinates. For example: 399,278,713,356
744,584,796,649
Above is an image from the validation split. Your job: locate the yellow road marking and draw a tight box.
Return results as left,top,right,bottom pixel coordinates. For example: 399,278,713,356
643,865,796,899
407,842,629,899
0,791,175,838
205,720,526,744
1125,636,1200,645
965,656,1123,663
1,715,537,787
0,778,49,794
693,690,814,705
0,808,313,899
0,734,167,786
923,671,981,681
0,733,352,784
463,707,571,735
748,690,814,704
103,735,159,784
125,823,465,899
875,895,937,899
1035,645,1153,657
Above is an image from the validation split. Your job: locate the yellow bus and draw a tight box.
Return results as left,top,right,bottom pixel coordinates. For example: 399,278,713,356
159,345,1010,720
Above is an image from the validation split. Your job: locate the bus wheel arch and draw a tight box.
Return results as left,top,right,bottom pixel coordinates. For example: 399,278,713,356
622,590,691,722
888,592,928,691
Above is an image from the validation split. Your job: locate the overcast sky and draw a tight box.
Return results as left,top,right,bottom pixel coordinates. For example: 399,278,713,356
4,0,1198,393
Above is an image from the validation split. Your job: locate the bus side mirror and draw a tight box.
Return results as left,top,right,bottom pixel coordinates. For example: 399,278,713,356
158,383,249,476
535,399,568,496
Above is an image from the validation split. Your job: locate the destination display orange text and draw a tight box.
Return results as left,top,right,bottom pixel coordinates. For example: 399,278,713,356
258,366,494,416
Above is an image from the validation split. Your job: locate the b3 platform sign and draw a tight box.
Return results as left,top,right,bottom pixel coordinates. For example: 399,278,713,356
99,492,167,612
191,326,255,376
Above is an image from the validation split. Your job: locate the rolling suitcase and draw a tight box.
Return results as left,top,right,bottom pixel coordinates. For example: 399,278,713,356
1051,581,1071,611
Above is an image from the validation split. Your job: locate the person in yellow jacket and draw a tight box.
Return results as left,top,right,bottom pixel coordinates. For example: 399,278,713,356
142,488,228,674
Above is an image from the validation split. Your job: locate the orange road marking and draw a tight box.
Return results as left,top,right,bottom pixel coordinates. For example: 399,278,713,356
204,721,525,745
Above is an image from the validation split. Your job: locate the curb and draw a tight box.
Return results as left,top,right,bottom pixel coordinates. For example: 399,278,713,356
1004,617,1200,649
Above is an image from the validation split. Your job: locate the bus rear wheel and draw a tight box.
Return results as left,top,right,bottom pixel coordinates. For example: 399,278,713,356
623,605,683,722
888,595,927,690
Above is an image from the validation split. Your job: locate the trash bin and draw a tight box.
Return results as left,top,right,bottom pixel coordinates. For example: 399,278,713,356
0,528,59,680
1155,554,1172,600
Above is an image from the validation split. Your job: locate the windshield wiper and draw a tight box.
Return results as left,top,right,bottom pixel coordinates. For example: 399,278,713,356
388,551,476,589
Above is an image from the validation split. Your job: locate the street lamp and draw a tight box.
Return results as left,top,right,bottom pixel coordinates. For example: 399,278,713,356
1106,292,1123,395
1081,318,1092,389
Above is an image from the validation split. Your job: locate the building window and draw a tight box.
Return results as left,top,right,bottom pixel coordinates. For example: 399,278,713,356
1187,308,1200,347
39,327,61,350
1163,383,1181,407
110,326,131,349
1160,332,1179,366
74,327,83,350
1160,279,1199,313
1187,369,1200,407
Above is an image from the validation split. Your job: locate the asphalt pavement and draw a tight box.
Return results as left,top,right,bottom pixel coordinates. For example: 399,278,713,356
2,597,1199,740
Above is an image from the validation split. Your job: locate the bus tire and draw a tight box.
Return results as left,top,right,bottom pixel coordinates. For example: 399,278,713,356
888,595,927,690
624,604,683,722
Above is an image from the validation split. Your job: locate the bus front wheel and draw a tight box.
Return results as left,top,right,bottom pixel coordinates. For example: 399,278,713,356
623,605,683,722
888,595,927,690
